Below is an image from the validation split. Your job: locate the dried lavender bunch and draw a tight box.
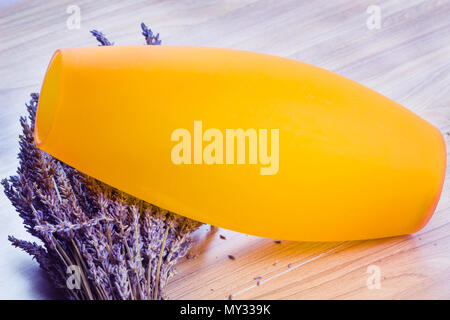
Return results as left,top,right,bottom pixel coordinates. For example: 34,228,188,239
2,25,202,300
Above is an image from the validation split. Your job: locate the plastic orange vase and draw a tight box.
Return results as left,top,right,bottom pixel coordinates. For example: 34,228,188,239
34,46,446,241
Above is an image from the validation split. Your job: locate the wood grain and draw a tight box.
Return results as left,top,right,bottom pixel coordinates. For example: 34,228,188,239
0,0,449,299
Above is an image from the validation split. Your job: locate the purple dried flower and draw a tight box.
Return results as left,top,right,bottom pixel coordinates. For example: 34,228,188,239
90,30,113,46
141,22,161,45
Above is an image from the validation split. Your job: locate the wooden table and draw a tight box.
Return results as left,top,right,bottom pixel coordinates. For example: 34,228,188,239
1,0,449,299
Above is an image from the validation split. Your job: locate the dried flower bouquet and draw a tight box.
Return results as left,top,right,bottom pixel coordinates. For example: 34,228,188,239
2,24,202,300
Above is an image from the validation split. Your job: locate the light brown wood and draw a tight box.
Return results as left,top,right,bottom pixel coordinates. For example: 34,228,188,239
0,0,449,299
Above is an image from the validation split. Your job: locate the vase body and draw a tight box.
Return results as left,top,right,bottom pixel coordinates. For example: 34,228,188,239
35,46,446,241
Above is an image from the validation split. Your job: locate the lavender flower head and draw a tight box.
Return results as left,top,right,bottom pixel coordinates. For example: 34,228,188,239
90,30,113,46
141,22,162,45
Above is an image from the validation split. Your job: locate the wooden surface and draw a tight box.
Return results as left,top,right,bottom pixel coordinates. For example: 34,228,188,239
0,0,449,299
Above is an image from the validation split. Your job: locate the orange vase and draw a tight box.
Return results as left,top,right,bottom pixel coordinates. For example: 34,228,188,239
35,46,446,241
